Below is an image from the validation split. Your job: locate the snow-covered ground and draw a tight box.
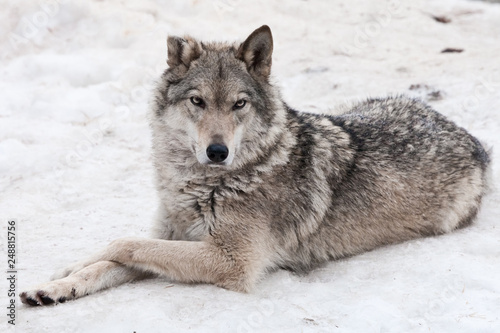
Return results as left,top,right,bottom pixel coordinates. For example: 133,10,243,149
1,0,499,332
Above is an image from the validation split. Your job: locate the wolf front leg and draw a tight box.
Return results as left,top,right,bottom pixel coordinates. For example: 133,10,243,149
21,237,265,306
20,261,148,306
99,237,262,293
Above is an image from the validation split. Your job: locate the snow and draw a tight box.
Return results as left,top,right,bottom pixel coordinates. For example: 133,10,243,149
1,0,499,332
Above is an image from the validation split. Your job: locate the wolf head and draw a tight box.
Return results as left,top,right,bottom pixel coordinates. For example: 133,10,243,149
152,26,288,171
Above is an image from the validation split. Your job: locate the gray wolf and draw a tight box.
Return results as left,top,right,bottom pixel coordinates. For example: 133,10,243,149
21,25,489,306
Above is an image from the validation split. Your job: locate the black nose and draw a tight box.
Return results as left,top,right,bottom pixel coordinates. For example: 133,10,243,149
206,144,229,163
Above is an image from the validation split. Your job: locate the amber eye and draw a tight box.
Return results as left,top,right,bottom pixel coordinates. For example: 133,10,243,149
190,96,205,108
233,99,246,110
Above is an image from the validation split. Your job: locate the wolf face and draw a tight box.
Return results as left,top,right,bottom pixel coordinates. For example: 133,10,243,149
154,25,285,169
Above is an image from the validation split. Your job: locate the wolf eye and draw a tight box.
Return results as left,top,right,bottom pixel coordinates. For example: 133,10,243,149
233,99,246,110
190,96,205,108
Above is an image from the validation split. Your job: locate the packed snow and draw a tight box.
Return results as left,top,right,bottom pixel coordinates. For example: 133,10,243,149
1,0,499,332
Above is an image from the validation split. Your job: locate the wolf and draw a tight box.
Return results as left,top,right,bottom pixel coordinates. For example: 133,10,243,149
21,25,489,306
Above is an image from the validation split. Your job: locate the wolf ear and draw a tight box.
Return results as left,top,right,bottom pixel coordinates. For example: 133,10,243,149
237,25,273,78
166,36,202,68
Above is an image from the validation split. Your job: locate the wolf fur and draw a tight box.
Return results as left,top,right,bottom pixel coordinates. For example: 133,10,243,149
21,25,489,306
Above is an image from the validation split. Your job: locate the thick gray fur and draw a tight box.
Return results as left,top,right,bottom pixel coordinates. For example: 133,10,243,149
151,26,489,278
20,25,489,306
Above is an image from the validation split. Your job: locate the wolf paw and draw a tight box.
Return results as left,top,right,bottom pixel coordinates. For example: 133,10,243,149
20,278,79,306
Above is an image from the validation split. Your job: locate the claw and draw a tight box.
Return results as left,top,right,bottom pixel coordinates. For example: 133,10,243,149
27,298,40,306
37,291,55,305
20,292,40,307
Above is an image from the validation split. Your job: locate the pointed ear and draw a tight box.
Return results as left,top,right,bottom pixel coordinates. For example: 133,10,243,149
166,35,202,68
237,25,273,78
